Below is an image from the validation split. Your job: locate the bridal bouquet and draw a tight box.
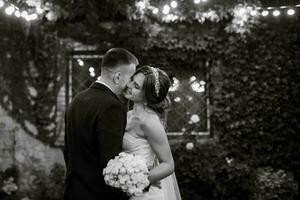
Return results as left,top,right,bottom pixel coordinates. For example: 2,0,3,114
103,152,150,196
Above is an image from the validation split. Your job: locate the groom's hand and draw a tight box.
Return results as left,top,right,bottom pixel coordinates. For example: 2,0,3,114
151,181,162,189
143,181,161,193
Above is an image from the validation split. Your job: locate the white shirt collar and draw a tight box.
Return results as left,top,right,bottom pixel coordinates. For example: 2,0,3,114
95,80,114,92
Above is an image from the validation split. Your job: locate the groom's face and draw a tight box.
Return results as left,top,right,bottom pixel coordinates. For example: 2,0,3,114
118,63,136,91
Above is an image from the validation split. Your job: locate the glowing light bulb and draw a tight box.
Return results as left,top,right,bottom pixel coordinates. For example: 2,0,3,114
77,59,84,66
170,1,178,8
0,1,4,8
15,10,21,17
174,97,181,102
287,9,295,15
194,0,201,4
163,5,170,14
36,6,43,14
238,7,246,15
29,13,38,20
261,10,269,16
90,72,96,77
152,8,159,14
190,76,196,82
136,1,146,9
89,67,95,73
21,11,28,18
273,10,280,16
250,10,257,16
5,6,15,15
24,13,38,21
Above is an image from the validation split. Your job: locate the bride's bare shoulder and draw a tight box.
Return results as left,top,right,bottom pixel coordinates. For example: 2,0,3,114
141,112,161,128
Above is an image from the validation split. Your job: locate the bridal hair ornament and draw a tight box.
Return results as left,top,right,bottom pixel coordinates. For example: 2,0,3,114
150,67,160,97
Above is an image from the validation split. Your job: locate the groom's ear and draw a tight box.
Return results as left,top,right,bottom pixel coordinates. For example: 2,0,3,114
113,72,121,85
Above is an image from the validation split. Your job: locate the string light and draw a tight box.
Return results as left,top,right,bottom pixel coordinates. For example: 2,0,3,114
261,10,269,16
163,5,170,14
77,59,84,66
194,0,201,4
174,97,181,102
0,0,4,8
273,10,280,16
5,5,15,15
89,67,95,73
250,10,258,16
0,0,49,21
170,1,178,8
190,76,196,82
237,7,246,15
27,13,38,21
140,1,299,22
90,72,96,77
136,1,146,10
14,10,20,17
191,81,205,93
170,77,180,92
152,7,159,14
287,9,295,15
21,11,28,18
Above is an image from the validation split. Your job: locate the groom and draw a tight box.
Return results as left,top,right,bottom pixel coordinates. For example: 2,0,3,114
63,48,138,200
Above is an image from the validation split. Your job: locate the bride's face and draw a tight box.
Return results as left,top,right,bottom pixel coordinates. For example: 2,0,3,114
123,73,145,103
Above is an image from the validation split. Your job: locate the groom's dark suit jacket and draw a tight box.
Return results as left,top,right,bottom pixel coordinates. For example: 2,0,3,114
63,82,128,200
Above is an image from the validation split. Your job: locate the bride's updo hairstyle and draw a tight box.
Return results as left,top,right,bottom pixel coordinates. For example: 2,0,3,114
133,65,171,127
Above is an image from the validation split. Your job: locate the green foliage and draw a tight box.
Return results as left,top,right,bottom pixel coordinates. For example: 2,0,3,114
211,18,300,198
0,22,69,146
172,141,299,200
250,167,298,200
0,165,20,200
26,163,65,200
173,141,253,200
212,18,300,172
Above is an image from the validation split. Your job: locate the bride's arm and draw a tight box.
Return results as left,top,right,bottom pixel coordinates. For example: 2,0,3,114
141,116,175,184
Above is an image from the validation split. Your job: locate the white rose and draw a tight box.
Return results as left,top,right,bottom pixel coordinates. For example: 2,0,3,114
108,180,115,186
126,180,132,187
127,154,134,160
112,168,119,175
190,114,200,123
119,178,126,185
104,175,110,182
124,174,130,180
131,179,138,185
127,167,134,174
121,185,127,190
123,160,131,168
119,152,127,157
134,189,143,196
119,167,126,174
128,188,135,195
143,178,150,186
186,142,194,150
131,160,138,166
114,182,120,188
134,167,140,173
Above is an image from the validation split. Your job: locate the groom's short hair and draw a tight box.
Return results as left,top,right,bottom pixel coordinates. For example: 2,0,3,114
101,48,138,70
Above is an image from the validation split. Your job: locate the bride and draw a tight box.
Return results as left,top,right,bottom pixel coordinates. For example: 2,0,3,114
123,65,181,200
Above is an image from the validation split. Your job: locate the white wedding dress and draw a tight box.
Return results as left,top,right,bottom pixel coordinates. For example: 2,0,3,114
123,124,181,200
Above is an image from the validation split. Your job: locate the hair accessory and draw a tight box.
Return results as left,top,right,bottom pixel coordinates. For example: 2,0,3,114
150,67,160,97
